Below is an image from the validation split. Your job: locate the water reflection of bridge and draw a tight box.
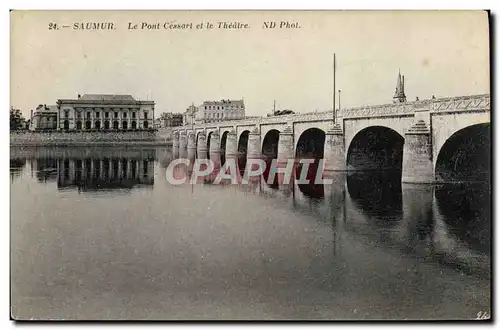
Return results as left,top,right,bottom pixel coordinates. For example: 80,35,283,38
168,155,490,277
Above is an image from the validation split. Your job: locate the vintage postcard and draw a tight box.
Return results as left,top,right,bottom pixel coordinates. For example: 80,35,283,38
10,10,491,321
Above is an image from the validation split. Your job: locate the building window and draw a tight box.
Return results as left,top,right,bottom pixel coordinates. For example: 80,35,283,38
105,112,109,118
122,121,128,129
131,121,137,129
124,112,127,118
114,112,118,118
144,111,148,119
63,120,69,130
77,111,82,119
85,121,91,129
95,121,101,130
87,112,91,119
104,120,110,129
76,121,82,130
132,112,136,118
64,110,69,118
96,112,100,118
144,121,149,129
113,121,119,129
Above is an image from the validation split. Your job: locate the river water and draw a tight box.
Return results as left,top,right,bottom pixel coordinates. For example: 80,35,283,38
10,146,491,320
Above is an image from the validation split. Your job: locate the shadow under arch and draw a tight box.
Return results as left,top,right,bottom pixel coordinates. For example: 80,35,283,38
195,131,201,149
435,123,490,183
261,129,280,188
206,131,213,154
347,126,404,173
220,131,229,166
295,128,326,200
237,130,250,175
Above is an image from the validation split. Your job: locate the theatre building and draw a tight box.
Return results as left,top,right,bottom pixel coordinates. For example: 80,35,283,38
56,94,155,130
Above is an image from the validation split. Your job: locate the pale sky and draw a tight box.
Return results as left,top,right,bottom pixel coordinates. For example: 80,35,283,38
11,10,490,118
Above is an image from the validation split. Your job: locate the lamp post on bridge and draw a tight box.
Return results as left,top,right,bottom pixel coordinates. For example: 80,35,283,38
338,89,342,111
333,53,336,123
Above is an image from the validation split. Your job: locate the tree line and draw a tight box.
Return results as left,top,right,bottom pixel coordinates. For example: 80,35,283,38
10,106,28,130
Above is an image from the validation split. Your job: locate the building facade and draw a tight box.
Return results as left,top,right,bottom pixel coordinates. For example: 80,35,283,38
32,94,155,131
182,99,246,125
183,105,198,126
195,99,245,123
30,104,58,130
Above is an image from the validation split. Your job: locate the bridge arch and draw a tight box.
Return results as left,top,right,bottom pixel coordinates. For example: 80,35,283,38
294,128,326,199
261,129,280,160
435,123,490,183
347,126,404,173
237,130,250,155
432,112,490,167
261,129,280,188
295,127,326,159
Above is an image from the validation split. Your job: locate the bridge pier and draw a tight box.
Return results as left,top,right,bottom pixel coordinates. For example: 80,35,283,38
187,131,196,151
179,131,187,150
402,120,434,183
243,127,262,183
247,127,261,159
225,130,238,157
172,132,179,149
323,123,346,172
277,126,294,184
197,131,208,159
209,130,221,154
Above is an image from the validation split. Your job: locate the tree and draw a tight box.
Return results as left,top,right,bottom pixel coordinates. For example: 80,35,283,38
10,106,25,130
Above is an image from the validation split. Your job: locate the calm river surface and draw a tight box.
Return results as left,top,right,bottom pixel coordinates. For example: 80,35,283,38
10,146,491,320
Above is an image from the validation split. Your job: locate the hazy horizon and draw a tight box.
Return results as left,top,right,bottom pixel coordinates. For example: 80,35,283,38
11,10,490,118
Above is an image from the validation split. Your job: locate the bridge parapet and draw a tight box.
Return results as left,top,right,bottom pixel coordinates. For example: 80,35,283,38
340,94,490,119
172,94,490,132
430,94,490,113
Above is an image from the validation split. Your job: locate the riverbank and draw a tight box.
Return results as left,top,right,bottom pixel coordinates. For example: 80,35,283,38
10,130,172,147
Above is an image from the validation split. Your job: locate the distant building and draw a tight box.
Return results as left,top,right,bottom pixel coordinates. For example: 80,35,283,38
31,94,155,131
30,104,58,130
182,99,246,125
154,118,162,128
160,112,183,127
183,105,198,126
197,99,245,123
393,70,407,103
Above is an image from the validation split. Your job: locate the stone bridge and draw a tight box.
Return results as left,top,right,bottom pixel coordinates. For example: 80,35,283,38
172,94,490,183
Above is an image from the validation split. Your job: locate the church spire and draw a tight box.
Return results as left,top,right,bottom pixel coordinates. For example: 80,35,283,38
393,69,407,103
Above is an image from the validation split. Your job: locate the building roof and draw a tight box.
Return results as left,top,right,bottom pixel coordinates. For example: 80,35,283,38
35,104,58,113
202,99,244,106
78,94,137,101
58,94,154,105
